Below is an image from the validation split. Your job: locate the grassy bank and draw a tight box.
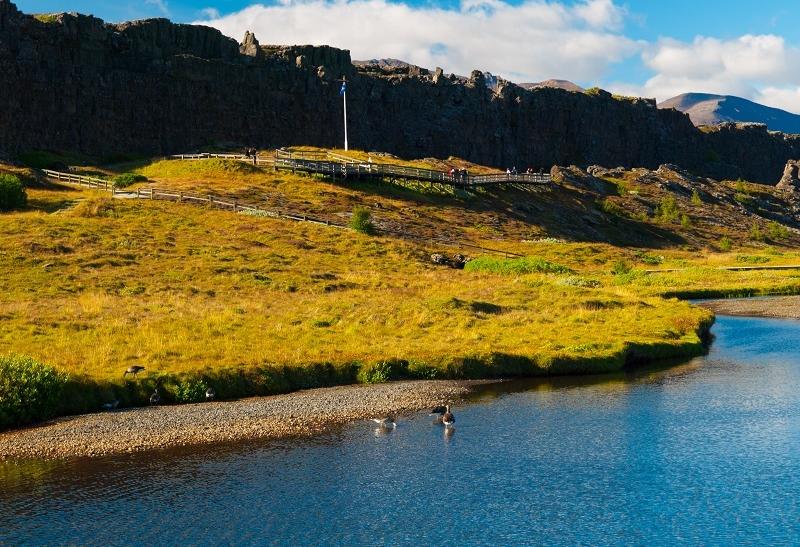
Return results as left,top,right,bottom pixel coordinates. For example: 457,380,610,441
0,186,724,428
3,153,800,430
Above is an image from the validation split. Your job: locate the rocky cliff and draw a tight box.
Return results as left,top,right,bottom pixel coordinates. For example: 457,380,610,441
2,0,799,183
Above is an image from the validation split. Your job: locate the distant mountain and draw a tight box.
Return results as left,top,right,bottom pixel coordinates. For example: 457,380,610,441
659,93,800,134
519,79,584,93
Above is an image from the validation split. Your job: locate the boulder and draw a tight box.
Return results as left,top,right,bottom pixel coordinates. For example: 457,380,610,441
430,253,468,269
777,160,800,192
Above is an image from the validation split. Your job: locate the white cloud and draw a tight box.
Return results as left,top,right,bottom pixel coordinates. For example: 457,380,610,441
200,7,221,19
610,34,800,113
145,0,170,16
194,0,639,83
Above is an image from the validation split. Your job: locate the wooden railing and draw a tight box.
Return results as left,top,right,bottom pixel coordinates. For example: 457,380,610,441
41,168,523,257
273,149,551,187
170,152,272,167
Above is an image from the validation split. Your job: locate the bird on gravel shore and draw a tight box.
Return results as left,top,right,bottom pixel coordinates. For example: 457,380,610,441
205,387,216,401
150,388,161,405
123,365,145,378
372,416,396,429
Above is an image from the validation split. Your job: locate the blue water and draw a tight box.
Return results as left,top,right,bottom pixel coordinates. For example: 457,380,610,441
2,315,800,545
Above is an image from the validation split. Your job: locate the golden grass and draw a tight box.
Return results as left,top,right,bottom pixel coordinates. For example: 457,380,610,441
0,186,721,385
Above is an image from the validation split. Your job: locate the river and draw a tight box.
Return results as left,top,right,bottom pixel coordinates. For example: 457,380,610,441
2,314,800,545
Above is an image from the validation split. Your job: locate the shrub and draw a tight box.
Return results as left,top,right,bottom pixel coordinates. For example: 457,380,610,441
464,256,572,275
612,260,632,275
558,276,601,288
719,236,733,251
680,214,692,228
112,172,147,188
350,206,374,234
0,355,69,430
0,174,27,211
749,222,764,242
174,378,210,403
735,255,770,264
357,361,393,384
734,192,752,205
655,196,680,223
690,189,702,206
767,221,789,241
599,198,626,218
634,251,663,265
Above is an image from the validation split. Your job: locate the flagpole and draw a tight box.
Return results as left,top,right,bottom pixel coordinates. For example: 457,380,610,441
342,76,348,151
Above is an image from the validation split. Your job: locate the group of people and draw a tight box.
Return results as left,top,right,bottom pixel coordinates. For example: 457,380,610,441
448,167,470,183
243,147,259,165
506,166,545,176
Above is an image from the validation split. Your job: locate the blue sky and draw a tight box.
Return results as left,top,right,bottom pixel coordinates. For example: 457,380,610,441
15,0,800,112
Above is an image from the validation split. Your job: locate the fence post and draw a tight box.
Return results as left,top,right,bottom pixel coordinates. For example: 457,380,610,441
136,189,140,199
208,194,213,205
150,188,154,200
233,200,238,213
178,192,183,203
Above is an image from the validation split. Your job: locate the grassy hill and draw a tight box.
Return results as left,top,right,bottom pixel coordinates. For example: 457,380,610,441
2,150,800,427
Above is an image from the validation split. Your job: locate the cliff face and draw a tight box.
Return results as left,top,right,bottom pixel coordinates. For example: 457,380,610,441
1,0,798,183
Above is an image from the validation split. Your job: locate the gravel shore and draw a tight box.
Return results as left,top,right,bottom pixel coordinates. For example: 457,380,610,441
0,380,483,460
699,296,800,319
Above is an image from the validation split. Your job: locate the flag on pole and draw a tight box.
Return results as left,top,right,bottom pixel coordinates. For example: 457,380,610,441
340,81,347,95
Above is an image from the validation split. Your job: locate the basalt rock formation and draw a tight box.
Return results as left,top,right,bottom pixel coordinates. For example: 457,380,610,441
777,160,800,192
2,0,800,183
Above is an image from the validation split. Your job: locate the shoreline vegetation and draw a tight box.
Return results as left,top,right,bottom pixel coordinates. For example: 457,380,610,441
3,151,800,445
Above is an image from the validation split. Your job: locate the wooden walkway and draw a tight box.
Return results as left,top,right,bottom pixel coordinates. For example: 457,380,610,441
168,149,552,188
272,149,551,187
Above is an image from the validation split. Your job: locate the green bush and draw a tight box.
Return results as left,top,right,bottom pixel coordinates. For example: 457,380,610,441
735,255,770,264
112,172,147,188
0,355,69,430
0,174,27,211
599,198,626,218
357,361,393,384
690,189,702,206
719,236,733,251
612,260,632,275
464,256,572,275
655,196,680,223
749,222,764,242
350,206,374,234
767,221,789,241
174,378,210,403
680,214,692,228
634,251,663,265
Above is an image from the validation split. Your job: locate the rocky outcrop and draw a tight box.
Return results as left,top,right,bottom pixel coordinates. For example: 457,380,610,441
777,160,800,192
1,0,799,183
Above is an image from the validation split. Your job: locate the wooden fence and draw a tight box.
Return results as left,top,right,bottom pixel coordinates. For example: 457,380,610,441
273,149,552,187
41,169,523,257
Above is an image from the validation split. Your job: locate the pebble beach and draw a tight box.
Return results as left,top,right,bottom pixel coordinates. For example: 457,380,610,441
699,295,800,319
0,380,483,460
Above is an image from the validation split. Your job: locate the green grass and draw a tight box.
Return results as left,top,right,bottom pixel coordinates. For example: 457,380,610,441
464,256,572,275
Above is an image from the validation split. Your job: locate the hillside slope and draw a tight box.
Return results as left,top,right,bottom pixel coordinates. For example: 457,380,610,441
660,93,800,134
